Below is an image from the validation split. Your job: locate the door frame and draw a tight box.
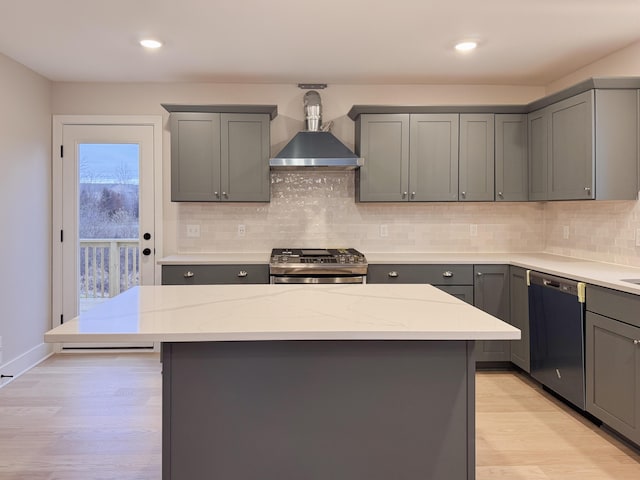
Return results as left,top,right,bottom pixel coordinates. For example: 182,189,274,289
52,115,163,336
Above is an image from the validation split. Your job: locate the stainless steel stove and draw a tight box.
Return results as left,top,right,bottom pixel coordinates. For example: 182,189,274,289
269,248,368,284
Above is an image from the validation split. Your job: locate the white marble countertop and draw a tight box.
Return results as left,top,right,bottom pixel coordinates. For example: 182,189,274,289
159,252,640,295
44,284,520,343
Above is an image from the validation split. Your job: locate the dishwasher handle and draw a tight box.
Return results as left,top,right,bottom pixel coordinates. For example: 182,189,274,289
529,271,585,302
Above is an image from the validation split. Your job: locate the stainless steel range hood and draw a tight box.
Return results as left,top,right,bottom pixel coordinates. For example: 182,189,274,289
270,91,363,170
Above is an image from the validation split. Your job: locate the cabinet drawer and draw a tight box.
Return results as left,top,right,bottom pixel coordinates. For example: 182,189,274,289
367,264,473,285
162,264,269,285
586,285,640,328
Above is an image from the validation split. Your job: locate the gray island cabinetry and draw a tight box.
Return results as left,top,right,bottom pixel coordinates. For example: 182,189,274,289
585,285,640,446
44,284,519,480
164,104,277,202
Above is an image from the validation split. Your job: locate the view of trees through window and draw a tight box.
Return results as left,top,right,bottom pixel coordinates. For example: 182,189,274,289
79,144,140,303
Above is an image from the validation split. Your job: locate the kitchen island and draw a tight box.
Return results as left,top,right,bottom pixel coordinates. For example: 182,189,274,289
45,284,519,480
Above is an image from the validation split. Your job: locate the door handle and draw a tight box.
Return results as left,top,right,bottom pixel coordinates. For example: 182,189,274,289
142,248,152,256
143,232,151,240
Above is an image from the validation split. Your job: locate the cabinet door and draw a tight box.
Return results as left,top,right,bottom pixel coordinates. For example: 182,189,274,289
474,265,510,362
220,114,270,202
495,114,528,202
357,114,409,202
409,114,459,201
170,113,221,201
586,312,640,445
509,266,530,372
459,114,495,202
162,264,269,285
528,108,548,201
548,90,595,200
436,285,474,304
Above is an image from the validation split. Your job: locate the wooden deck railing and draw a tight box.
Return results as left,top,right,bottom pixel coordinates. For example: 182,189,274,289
79,239,140,299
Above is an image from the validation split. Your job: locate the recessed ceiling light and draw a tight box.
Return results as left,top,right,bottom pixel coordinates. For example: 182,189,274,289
140,39,163,49
455,41,478,52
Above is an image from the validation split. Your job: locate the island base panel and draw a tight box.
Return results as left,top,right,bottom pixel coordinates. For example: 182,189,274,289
162,340,475,480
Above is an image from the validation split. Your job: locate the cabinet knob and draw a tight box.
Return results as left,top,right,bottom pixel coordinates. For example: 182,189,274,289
214,191,220,199
634,340,640,345
411,192,416,199
402,192,408,199
184,271,195,278
497,192,504,198
461,191,466,199
237,270,248,278
222,192,228,199
388,271,399,278
443,271,453,278
584,187,591,195
477,271,483,276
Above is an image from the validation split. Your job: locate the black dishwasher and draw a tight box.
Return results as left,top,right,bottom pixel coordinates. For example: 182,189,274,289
528,271,586,410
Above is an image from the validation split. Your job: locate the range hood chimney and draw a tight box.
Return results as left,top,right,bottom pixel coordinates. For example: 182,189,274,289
269,90,363,170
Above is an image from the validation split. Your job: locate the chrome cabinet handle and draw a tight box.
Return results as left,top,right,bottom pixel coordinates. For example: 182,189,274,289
184,271,195,278
443,271,453,278
477,271,483,276
388,271,399,278
237,270,248,278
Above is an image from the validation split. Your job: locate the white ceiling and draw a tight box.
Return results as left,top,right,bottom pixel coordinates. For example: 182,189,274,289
1,0,640,85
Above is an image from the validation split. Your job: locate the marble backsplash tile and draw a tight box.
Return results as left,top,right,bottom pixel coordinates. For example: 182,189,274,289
176,172,545,254
543,200,640,267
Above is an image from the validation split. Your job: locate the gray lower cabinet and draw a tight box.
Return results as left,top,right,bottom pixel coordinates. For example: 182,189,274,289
528,89,639,201
473,265,511,362
495,114,528,201
585,285,640,446
508,266,530,372
459,114,494,202
162,264,269,285
366,264,473,286
170,112,270,202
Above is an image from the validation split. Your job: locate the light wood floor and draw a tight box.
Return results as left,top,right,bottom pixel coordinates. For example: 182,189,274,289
0,354,638,479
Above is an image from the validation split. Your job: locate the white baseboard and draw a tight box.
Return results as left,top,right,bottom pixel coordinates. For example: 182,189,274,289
0,342,54,389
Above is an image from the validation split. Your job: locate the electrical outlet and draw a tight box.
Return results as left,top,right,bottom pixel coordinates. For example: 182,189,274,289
636,229,640,247
563,226,570,240
0,350,3,365
237,224,246,237
379,224,388,237
470,224,478,237
186,224,200,238
0,335,3,349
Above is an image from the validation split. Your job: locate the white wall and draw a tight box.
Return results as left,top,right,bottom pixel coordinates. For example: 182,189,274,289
0,53,52,380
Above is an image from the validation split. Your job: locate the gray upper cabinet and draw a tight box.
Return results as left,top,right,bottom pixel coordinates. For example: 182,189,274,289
528,89,639,201
357,114,459,202
409,114,459,201
459,114,495,202
169,111,271,202
495,114,528,202
356,114,409,202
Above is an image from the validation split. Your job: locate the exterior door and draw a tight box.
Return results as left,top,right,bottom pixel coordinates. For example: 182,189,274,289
52,117,162,349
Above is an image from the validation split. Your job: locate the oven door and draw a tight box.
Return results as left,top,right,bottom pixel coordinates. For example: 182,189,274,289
271,275,365,284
